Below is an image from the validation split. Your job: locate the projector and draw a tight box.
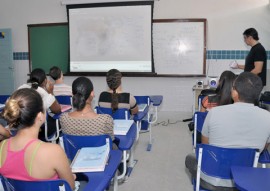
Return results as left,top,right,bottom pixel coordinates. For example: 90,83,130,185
208,76,218,89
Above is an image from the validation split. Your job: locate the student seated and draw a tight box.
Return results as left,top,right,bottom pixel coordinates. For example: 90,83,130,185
188,71,236,133
0,88,75,189
49,66,72,96
185,72,270,191
60,77,114,141
98,69,138,115
200,70,236,112
18,68,61,140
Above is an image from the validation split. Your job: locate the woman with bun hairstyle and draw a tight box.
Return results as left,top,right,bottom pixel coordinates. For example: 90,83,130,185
98,69,138,115
0,88,75,189
60,77,114,140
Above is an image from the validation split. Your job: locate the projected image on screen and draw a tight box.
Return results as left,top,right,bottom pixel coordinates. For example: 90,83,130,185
68,3,153,73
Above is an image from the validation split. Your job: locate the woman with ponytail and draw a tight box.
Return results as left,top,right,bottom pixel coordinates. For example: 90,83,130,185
98,69,138,115
18,68,61,140
60,77,114,140
18,68,61,114
0,88,75,190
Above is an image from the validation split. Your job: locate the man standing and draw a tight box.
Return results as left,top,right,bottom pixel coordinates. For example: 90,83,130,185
237,28,267,86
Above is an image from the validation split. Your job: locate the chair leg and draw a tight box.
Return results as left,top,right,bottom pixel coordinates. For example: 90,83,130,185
136,121,140,141
128,146,135,168
147,106,158,151
117,150,127,180
113,170,118,191
147,123,152,151
196,148,203,191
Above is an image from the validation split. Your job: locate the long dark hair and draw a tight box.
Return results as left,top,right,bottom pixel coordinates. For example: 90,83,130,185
106,69,122,111
72,77,93,111
215,70,236,105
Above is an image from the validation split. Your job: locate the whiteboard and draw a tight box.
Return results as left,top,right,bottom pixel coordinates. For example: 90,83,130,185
153,19,206,76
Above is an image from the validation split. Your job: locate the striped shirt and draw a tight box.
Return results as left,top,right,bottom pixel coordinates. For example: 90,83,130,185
53,83,72,96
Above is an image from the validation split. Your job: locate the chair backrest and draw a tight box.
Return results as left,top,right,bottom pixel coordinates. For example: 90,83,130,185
0,175,72,191
197,95,205,111
134,96,150,105
194,112,207,133
0,95,10,104
193,112,207,151
62,133,112,161
196,144,259,180
195,144,259,191
55,95,72,105
95,106,130,120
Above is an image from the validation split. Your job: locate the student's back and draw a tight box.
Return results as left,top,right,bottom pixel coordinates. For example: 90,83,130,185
202,102,270,151
98,69,138,115
60,77,114,140
0,88,75,190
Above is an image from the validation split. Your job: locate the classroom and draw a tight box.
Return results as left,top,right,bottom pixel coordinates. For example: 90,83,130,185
0,0,270,190
0,0,270,112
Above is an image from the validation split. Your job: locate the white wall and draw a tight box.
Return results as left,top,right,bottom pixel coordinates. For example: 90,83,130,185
0,0,269,112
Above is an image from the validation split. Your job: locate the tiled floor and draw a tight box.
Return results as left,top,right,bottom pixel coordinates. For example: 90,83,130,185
117,111,194,191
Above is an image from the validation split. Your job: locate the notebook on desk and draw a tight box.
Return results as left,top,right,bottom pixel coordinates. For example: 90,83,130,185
60,104,72,112
71,139,110,173
113,120,134,135
138,104,147,112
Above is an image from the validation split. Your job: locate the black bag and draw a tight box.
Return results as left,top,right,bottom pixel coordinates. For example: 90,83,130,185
260,91,270,102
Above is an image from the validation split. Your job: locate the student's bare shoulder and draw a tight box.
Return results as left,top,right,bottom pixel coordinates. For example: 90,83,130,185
38,142,65,157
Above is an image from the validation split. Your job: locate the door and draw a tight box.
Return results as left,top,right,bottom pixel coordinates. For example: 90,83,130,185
0,28,15,94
